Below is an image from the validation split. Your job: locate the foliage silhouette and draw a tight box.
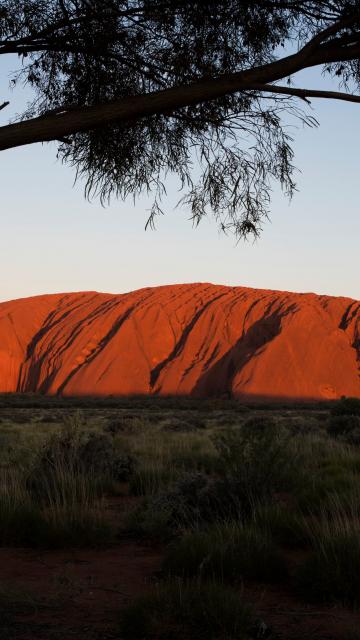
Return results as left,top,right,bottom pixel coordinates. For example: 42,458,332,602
1,2,360,236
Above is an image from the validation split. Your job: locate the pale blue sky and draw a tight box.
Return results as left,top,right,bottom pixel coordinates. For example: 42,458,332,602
0,56,359,303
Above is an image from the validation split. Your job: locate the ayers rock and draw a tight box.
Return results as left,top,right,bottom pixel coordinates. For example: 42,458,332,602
0,283,359,401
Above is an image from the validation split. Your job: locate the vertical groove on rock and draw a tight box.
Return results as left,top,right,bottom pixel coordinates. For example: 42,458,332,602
149,291,229,390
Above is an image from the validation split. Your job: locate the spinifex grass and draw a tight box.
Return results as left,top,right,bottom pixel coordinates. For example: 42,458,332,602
128,429,218,496
296,491,360,606
37,461,113,547
0,469,46,546
163,521,288,583
0,460,113,547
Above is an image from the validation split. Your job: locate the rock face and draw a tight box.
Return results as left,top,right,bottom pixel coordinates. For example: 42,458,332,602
0,283,359,400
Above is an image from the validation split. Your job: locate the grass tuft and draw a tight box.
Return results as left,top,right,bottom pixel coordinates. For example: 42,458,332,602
296,494,360,606
163,521,288,583
120,580,254,640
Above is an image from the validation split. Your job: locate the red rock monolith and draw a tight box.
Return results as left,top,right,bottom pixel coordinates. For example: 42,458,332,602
0,284,359,400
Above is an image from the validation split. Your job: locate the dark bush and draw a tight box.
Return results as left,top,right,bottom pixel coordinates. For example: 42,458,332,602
284,416,323,436
105,415,145,434
162,473,247,523
162,417,199,432
130,472,250,539
9,414,30,424
187,412,208,428
110,454,136,481
78,433,115,472
77,432,135,479
327,415,360,445
331,397,360,417
146,412,166,424
39,414,61,423
211,413,243,427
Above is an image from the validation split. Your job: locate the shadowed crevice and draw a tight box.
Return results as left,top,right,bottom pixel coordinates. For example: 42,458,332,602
56,304,138,395
193,305,297,397
339,302,360,379
339,302,360,331
150,292,229,390
18,294,107,391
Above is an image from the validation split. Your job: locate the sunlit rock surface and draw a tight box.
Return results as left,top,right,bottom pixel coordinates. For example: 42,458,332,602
0,283,359,400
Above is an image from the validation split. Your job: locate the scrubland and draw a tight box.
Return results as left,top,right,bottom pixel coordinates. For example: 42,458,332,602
0,394,360,639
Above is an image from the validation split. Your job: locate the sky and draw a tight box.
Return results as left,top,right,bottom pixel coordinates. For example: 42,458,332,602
0,57,359,303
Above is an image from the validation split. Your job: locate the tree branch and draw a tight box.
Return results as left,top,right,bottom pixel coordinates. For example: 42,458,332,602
251,84,360,104
0,26,359,152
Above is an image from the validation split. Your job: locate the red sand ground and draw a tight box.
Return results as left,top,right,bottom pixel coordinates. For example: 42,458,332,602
2,495,360,640
0,283,359,399
4,544,360,640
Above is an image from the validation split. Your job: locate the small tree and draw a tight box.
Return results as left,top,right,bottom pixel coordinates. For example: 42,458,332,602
1,1,360,236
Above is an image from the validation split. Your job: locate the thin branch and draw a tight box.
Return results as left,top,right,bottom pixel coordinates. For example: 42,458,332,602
301,12,360,55
251,84,360,104
0,101,9,111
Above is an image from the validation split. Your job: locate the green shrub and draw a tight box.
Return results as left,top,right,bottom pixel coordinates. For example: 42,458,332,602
213,417,300,504
28,415,135,499
163,522,287,583
120,580,254,640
